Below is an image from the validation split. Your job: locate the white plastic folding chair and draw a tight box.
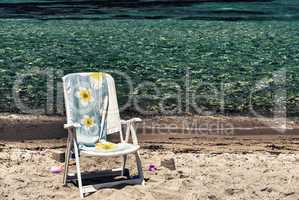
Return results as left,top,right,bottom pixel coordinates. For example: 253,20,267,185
62,72,144,198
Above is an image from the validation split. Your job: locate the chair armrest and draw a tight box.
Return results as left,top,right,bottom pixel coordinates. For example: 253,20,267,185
64,123,81,129
121,118,142,124
121,118,142,145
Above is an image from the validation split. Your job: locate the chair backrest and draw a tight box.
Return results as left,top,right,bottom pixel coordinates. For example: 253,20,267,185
62,72,122,145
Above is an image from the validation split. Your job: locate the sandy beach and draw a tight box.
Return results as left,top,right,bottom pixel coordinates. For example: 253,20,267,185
1,135,299,200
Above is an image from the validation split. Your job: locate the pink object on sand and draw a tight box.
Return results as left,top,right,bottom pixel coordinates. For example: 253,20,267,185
49,166,63,173
148,164,157,172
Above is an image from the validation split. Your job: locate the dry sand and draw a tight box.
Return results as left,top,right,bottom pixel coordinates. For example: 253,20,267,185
0,135,299,200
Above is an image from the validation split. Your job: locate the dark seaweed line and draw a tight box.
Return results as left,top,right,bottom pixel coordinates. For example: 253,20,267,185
0,0,274,9
1,14,298,21
0,8,272,16
0,0,295,21
180,15,299,21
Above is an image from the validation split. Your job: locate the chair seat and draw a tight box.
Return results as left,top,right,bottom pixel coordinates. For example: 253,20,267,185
79,143,140,157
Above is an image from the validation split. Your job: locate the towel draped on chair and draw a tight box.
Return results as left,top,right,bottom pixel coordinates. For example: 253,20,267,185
63,72,122,146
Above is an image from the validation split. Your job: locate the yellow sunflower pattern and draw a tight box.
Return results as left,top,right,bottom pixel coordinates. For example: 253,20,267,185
78,88,92,103
81,115,95,129
89,72,104,89
89,72,104,81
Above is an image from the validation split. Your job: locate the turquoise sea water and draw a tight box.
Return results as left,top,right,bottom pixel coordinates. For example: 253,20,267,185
0,0,299,116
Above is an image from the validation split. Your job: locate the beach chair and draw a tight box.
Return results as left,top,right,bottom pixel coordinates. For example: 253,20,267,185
62,72,144,198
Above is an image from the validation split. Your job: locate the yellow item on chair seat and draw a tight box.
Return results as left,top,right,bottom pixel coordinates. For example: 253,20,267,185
95,142,116,150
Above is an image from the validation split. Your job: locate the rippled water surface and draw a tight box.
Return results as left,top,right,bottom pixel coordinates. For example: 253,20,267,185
0,0,299,115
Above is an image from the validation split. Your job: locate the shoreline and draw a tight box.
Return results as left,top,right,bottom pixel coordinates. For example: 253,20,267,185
1,114,299,140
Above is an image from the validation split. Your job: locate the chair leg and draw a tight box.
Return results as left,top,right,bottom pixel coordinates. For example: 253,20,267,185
63,134,72,186
135,151,144,185
73,140,84,199
121,155,127,176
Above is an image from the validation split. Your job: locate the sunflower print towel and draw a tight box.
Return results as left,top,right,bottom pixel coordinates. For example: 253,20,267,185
63,72,121,145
